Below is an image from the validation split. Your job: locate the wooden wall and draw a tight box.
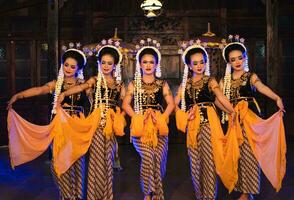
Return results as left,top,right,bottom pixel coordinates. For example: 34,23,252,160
0,0,293,145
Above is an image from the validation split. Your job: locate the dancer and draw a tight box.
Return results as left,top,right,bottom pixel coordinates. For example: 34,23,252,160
57,39,126,200
8,44,88,200
175,39,235,200
220,35,286,200
123,38,174,200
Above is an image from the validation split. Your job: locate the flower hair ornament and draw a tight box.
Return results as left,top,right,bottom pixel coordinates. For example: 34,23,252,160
177,39,210,111
219,35,247,123
52,42,87,114
133,38,162,114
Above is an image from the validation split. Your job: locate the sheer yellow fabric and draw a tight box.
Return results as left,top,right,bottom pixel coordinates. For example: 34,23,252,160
220,100,286,192
155,111,169,136
51,108,101,176
141,112,158,148
175,105,225,178
113,107,126,136
8,106,127,177
130,109,169,148
130,114,144,137
218,115,242,192
175,109,189,133
207,106,225,176
103,109,115,140
186,106,201,148
8,109,55,168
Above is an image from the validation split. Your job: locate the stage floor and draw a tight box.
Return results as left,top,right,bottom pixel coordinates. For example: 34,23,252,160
0,142,293,200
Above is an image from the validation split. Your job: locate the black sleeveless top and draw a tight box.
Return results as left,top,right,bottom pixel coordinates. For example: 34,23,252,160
60,79,90,116
183,76,216,123
184,76,215,108
92,80,123,110
229,72,260,114
133,79,165,111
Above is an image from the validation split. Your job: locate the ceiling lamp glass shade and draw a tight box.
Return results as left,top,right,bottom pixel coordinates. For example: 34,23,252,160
141,0,162,11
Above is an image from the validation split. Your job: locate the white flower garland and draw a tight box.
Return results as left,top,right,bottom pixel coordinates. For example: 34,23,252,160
244,55,249,72
155,65,161,78
134,62,143,114
221,63,232,123
94,63,109,117
77,69,84,80
180,65,189,111
204,58,210,76
51,65,64,114
114,63,121,82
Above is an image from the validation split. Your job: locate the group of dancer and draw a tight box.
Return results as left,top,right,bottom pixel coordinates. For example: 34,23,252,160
7,35,286,200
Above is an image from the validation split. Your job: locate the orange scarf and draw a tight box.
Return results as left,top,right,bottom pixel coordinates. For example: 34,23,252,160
176,105,225,176
8,109,55,168
219,101,286,192
8,107,126,177
130,109,169,148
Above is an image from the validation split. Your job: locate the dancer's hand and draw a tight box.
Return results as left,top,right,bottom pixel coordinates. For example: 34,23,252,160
276,97,285,113
150,110,157,124
143,110,151,124
7,94,21,110
110,112,115,120
230,111,237,126
56,93,65,110
188,107,195,121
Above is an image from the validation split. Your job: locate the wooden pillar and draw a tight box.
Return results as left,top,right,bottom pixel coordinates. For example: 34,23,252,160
219,0,227,37
183,16,189,39
8,40,16,96
83,0,94,43
266,0,279,114
47,0,59,81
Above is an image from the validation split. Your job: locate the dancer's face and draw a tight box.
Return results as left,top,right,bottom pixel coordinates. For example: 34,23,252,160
228,50,245,71
140,54,157,76
189,53,206,75
63,57,79,78
100,54,115,76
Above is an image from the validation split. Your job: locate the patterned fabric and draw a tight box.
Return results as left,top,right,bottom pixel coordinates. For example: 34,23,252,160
188,123,217,200
132,136,168,200
52,157,85,200
51,79,88,200
184,76,216,123
229,72,260,115
86,125,116,200
234,127,260,195
86,79,122,200
229,72,261,197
